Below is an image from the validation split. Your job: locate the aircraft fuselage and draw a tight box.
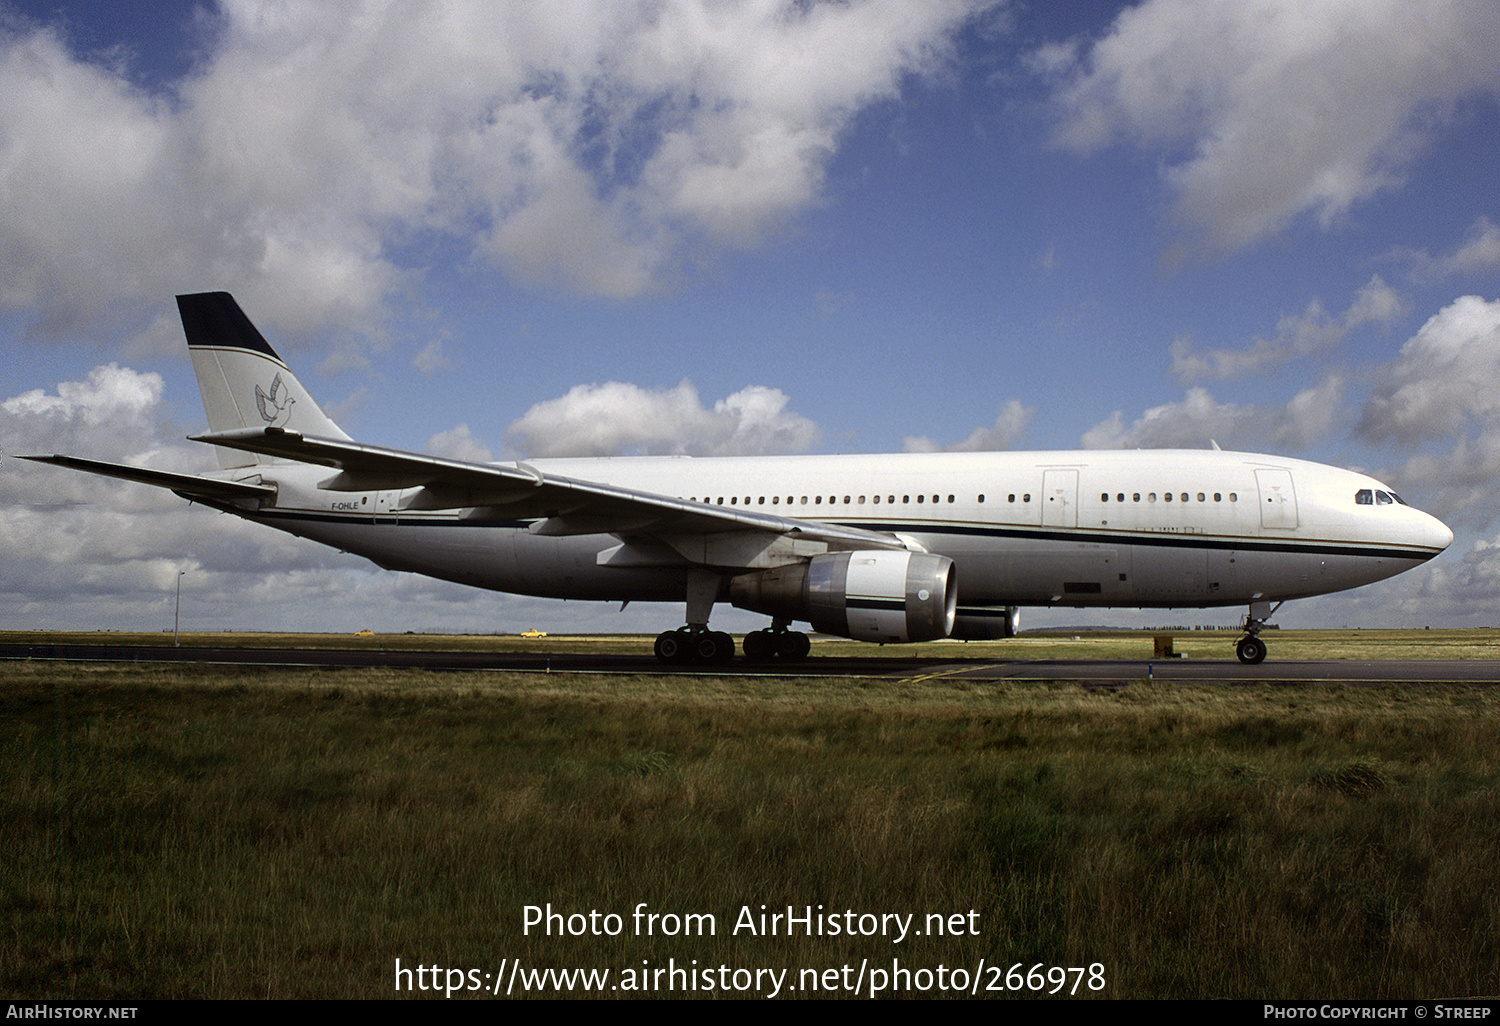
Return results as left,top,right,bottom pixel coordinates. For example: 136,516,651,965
210,447,1450,620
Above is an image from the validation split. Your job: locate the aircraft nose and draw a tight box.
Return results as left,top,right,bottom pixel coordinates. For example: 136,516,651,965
1422,512,1454,557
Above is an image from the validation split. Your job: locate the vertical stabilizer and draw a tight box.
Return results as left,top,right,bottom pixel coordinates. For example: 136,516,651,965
177,292,350,468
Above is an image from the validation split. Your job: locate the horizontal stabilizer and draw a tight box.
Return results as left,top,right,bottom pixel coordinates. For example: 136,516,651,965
18,455,274,501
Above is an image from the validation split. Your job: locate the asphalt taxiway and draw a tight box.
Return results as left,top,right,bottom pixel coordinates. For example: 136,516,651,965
5,641,1499,684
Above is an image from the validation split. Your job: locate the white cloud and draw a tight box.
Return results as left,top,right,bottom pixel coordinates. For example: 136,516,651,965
1,364,178,510
0,1,997,339
1171,276,1404,382
1081,375,1343,452
1390,216,1500,282
1038,0,1500,253
1082,387,1255,450
1359,295,1500,443
412,339,452,376
504,379,819,457
903,399,1033,452
426,423,494,464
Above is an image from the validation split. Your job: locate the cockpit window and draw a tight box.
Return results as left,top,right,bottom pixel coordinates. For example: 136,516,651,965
1357,489,1408,507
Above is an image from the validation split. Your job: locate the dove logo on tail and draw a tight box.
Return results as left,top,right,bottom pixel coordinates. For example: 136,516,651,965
254,373,295,427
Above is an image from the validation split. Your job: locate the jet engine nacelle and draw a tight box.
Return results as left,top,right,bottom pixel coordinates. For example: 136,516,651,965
729,550,957,643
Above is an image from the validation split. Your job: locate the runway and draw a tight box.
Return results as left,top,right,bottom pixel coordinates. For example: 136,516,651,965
6,641,1499,684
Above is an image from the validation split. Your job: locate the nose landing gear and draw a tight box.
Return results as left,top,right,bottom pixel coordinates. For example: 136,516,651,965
1236,601,1282,665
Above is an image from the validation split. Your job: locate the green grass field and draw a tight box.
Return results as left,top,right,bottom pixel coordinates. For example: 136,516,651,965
4,642,1499,999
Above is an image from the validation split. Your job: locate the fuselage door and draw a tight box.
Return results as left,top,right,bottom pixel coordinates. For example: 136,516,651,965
1255,468,1299,530
1042,469,1079,529
375,489,401,524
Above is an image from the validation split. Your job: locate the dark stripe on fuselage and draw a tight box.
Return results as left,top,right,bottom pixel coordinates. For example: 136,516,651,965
843,520,1441,563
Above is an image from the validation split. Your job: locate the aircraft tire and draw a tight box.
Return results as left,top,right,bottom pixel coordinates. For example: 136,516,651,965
692,631,734,664
777,631,811,660
654,630,689,663
742,630,775,662
1236,635,1268,665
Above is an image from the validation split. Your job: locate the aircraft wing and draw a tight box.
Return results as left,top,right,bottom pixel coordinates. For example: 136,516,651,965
190,427,911,561
18,454,276,501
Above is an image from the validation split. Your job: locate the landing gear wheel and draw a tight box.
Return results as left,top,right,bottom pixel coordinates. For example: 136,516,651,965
654,630,689,663
777,631,811,660
742,630,775,662
693,631,734,664
1236,635,1268,665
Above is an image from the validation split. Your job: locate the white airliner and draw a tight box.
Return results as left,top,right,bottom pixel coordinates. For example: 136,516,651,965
23,293,1453,664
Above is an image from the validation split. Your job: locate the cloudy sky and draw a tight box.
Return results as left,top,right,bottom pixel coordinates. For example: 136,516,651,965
4,0,1499,636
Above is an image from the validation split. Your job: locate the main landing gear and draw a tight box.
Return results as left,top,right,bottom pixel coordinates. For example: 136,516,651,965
653,569,811,665
741,625,811,662
654,627,735,664
1235,601,1282,665
653,625,813,664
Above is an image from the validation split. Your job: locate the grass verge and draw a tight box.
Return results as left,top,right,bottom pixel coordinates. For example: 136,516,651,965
4,660,1498,998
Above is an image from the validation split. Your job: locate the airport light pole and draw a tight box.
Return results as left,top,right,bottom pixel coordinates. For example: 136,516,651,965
174,570,186,647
